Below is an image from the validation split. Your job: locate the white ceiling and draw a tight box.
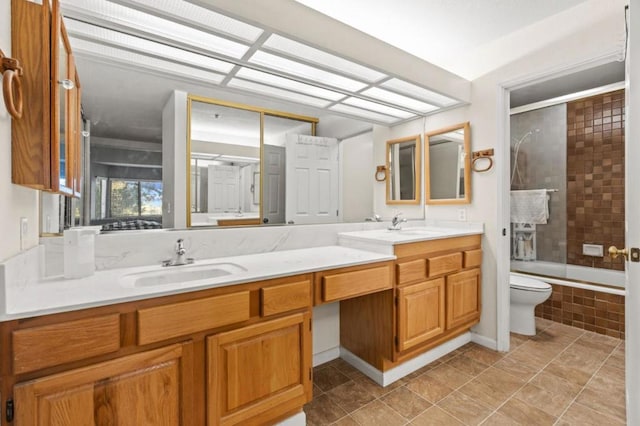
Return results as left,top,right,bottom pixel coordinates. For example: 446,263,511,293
295,0,590,79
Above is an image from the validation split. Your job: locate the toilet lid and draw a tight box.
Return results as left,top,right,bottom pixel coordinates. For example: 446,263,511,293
510,275,551,292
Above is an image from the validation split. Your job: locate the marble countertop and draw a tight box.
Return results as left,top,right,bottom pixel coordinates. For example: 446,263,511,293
1,246,394,321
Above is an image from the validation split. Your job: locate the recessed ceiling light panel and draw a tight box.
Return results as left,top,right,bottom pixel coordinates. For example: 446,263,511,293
342,97,414,119
235,68,346,101
66,19,235,74
362,87,440,113
329,104,399,124
249,51,368,92
112,0,264,43
262,34,386,83
62,0,250,58
228,79,333,108
381,79,458,107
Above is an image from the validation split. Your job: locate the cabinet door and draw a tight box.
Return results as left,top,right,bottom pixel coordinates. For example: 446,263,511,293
207,312,312,426
14,343,194,425
446,268,481,330
397,278,445,352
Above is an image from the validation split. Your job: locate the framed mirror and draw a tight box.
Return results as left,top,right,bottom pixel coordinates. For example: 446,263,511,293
386,135,421,204
425,122,471,204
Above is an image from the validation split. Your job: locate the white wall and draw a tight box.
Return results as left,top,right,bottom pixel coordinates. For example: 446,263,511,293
162,90,188,228
341,132,373,222
0,3,40,262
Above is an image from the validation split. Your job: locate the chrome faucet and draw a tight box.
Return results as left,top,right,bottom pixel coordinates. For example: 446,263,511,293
388,213,407,230
162,238,195,267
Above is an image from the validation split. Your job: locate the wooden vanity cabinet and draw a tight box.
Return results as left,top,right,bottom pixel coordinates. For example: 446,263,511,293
11,0,81,196
1,274,313,426
340,235,482,371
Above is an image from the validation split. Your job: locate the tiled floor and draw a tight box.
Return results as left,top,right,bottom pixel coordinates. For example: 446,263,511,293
304,318,625,425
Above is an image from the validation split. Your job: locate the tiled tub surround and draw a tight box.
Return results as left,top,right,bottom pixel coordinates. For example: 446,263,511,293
535,283,625,339
305,318,626,425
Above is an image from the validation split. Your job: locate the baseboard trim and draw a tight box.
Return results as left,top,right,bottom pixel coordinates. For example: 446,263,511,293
471,332,498,350
313,347,340,367
340,332,472,387
275,411,305,426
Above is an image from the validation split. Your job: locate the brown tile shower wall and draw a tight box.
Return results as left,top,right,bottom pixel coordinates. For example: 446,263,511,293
566,90,625,271
535,284,625,339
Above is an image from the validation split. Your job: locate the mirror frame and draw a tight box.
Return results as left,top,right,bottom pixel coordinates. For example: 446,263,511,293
186,94,318,228
386,135,421,205
424,122,471,205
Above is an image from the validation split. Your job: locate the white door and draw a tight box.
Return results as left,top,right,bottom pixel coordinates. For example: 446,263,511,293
208,165,239,213
262,144,286,225
285,134,339,225
625,2,639,422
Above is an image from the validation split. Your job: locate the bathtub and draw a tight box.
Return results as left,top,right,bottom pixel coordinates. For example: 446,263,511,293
511,259,625,295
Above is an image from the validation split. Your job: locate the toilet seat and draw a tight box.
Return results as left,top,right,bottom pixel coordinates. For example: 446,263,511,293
510,275,551,292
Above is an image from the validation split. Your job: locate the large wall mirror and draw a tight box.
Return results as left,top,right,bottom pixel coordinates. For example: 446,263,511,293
425,122,471,204
386,135,421,204
187,96,322,227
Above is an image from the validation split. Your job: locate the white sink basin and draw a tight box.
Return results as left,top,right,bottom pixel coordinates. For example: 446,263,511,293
395,227,447,236
121,262,247,288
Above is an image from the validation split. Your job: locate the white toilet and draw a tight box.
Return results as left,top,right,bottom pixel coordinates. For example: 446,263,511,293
510,274,552,335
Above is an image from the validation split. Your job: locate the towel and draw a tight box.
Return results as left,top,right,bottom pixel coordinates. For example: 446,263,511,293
510,190,549,224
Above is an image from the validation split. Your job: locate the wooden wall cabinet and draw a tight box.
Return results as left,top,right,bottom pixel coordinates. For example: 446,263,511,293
11,0,81,196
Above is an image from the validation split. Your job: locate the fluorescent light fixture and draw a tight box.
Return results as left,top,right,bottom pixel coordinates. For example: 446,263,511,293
381,79,458,107
342,97,414,119
62,0,250,58
110,0,263,43
70,38,225,84
329,104,399,124
235,68,346,101
228,79,333,108
262,34,386,83
361,87,439,113
66,20,235,74
249,51,368,92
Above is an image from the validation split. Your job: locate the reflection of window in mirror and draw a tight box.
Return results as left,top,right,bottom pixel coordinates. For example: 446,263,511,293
386,135,421,205
425,122,471,205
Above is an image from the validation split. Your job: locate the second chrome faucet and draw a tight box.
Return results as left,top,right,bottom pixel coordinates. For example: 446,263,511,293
162,238,195,267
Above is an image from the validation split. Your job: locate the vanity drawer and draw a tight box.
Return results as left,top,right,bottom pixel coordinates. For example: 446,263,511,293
427,253,462,277
464,249,483,268
13,314,121,374
318,263,393,303
137,291,250,345
261,280,312,317
396,259,427,285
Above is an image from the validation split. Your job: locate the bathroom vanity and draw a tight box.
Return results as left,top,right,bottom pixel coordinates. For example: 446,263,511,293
0,228,482,425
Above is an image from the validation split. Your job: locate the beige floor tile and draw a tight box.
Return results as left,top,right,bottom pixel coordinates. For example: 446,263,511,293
534,317,555,331
464,345,505,365
458,378,515,410
405,373,454,403
497,398,556,426
438,391,493,425
425,363,474,389
326,381,376,413
543,361,593,387
593,363,625,386
513,383,573,417
476,367,527,395
331,415,359,426
510,333,529,349
327,358,368,379
304,393,348,426
447,354,490,376
350,400,406,426
353,376,403,399
529,370,582,398
314,365,352,392
576,387,626,423
480,411,520,426
410,406,464,426
575,331,620,354
493,354,539,381
557,401,625,426
380,386,432,420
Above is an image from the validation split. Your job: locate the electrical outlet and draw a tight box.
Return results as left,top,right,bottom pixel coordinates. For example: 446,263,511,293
457,208,467,221
20,217,28,251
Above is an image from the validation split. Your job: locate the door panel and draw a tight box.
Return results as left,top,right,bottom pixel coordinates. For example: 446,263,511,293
263,145,285,224
397,278,445,351
446,268,481,329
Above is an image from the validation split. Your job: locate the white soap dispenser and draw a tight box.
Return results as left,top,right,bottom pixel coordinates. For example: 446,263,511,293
64,227,101,279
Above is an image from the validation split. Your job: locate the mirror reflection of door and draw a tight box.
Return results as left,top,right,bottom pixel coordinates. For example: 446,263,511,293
386,135,421,205
189,101,261,227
